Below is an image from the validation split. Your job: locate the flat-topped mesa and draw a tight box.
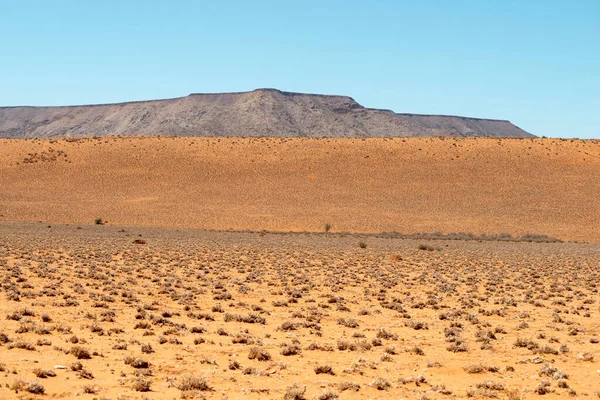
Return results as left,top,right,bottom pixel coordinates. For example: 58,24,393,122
189,88,360,102
0,89,533,138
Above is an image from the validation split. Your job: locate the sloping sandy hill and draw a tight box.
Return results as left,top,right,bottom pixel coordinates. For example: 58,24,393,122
0,89,532,138
0,137,597,241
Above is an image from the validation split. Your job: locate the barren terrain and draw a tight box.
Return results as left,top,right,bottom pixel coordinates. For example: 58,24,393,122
0,222,598,399
1,136,599,399
0,89,532,138
0,137,598,242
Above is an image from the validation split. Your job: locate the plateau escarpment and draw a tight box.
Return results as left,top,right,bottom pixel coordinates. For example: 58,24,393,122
0,89,533,138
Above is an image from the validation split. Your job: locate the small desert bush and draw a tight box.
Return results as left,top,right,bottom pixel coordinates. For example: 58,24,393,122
376,327,398,340
284,384,306,400
69,346,91,359
77,369,94,379
476,380,505,391
228,360,241,370
281,343,301,356
464,363,498,374
534,380,552,395
70,361,83,371
248,346,271,361
7,340,35,351
447,342,467,352
0,332,10,343
124,357,149,369
316,389,339,399
535,344,558,355
132,377,152,392
10,379,45,394
305,342,334,351
141,343,154,353
314,364,335,375
538,364,558,377
224,312,266,324
176,375,212,391
32,368,56,378
406,345,425,355
232,333,254,344
513,337,538,349
399,375,427,386
337,339,356,351
405,320,429,330
194,336,206,345
83,384,97,394
190,326,206,334
339,381,361,392
371,377,391,390
134,321,151,329
337,318,359,328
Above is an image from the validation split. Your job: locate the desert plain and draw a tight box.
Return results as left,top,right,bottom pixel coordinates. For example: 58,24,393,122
0,136,599,399
0,137,598,241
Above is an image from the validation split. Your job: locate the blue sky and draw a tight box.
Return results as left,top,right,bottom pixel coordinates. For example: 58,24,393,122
1,1,598,138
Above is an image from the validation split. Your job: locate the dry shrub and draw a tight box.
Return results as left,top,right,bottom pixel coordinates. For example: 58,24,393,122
406,345,425,355
177,375,212,391
447,342,467,353
337,318,359,328
247,346,271,361
10,379,45,394
32,368,56,378
77,369,94,379
534,380,552,395
141,343,154,353
132,377,152,392
7,340,35,351
314,364,335,375
284,384,306,400
339,381,361,392
194,337,205,345
316,389,339,400
69,346,91,359
0,332,10,343
464,363,487,374
405,320,429,330
83,384,97,394
126,358,150,369
577,352,594,362
376,327,398,340
371,377,391,390
281,343,301,356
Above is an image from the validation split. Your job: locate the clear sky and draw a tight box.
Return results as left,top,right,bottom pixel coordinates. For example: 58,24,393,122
1,1,598,138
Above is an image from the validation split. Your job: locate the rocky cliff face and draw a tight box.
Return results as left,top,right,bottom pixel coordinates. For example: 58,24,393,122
0,89,533,138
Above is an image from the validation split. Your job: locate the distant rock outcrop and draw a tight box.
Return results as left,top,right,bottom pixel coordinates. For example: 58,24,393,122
0,89,533,138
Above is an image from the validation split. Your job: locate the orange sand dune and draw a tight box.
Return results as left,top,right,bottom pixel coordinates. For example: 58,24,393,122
0,137,598,242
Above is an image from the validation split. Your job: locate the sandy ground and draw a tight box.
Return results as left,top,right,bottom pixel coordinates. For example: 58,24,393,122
0,221,599,399
0,137,598,242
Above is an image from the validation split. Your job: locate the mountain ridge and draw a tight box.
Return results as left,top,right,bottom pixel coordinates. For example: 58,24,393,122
0,88,533,138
